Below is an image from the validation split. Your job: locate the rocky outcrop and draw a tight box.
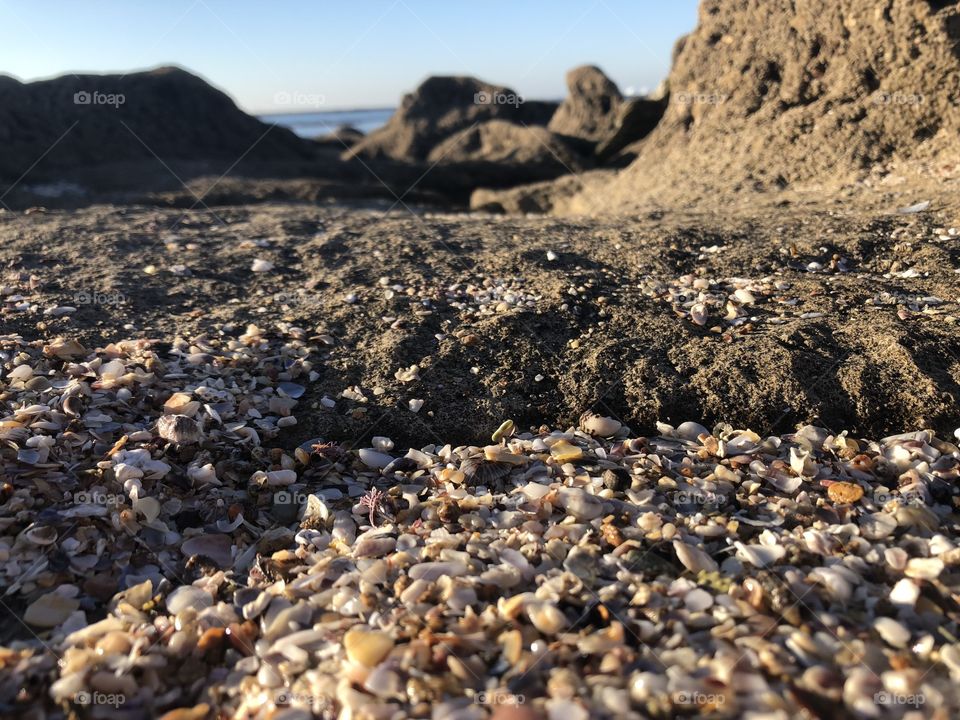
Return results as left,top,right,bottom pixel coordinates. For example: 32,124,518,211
428,120,583,187
0,66,315,182
314,125,364,148
548,65,624,144
588,0,960,212
344,76,556,162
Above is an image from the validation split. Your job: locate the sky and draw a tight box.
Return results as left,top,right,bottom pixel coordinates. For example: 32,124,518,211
0,0,700,114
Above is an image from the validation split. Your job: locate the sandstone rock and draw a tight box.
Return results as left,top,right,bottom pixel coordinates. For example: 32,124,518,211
427,120,583,186
345,76,555,162
548,65,623,144
588,0,960,211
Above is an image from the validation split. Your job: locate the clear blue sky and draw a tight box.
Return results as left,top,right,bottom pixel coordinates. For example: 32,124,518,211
0,0,699,113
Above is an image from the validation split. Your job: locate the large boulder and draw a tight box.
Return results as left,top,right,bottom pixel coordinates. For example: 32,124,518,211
0,66,315,182
427,120,583,187
587,0,960,212
344,76,556,162
548,65,624,144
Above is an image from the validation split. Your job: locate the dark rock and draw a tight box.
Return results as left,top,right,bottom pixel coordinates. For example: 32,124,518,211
344,76,556,162
427,120,584,187
548,65,623,144
313,124,364,148
595,97,667,163
0,66,315,183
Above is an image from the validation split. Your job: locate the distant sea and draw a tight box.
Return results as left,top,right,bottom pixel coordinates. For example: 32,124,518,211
259,108,395,139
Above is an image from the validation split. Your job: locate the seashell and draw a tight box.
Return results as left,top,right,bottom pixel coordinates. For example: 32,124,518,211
733,288,756,304
250,258,274,272
689,303,708,325
827,482,864,504
673,540,719,573
343,627,394,667
734,541,785,568
550,440,583,463
677,421,709,442
860,512,897,540
359,449,393,469
904,557,943,580
526,602,567,635
43,337,87,359
408,561,468,581
889,578,920,608
874,618,910,648
157,414,202,445
684,588,713,611
491,419,515,442
24,592,80,628
166,585,212,614
24,525,58,546
372,436,394,452
579,412,621,437
557,487,603,521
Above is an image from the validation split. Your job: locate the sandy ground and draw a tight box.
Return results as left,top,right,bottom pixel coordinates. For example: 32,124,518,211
3,196,959,452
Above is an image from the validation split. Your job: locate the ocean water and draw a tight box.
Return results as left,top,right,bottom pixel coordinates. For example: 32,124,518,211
260,108,395,139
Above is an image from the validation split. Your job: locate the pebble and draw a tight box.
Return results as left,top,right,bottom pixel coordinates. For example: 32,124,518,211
343,627,394,667
24,593,80,628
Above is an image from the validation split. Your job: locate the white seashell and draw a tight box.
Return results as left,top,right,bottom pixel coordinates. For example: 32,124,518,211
733,288,756,304
359,449,393,469
156,414,202,445
677,421,709,442
372,436,394,452
684,588,713,611
557,487,604,521
672,540,718,573
874,618,910,648
165,585,212,614
689,303,708,326
408,561,467,581
526,602,567,635
905,557,943,580
251,258,274,272
187,463,219,486
734,541,785,568
889,578,920,608
580,413,622,437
